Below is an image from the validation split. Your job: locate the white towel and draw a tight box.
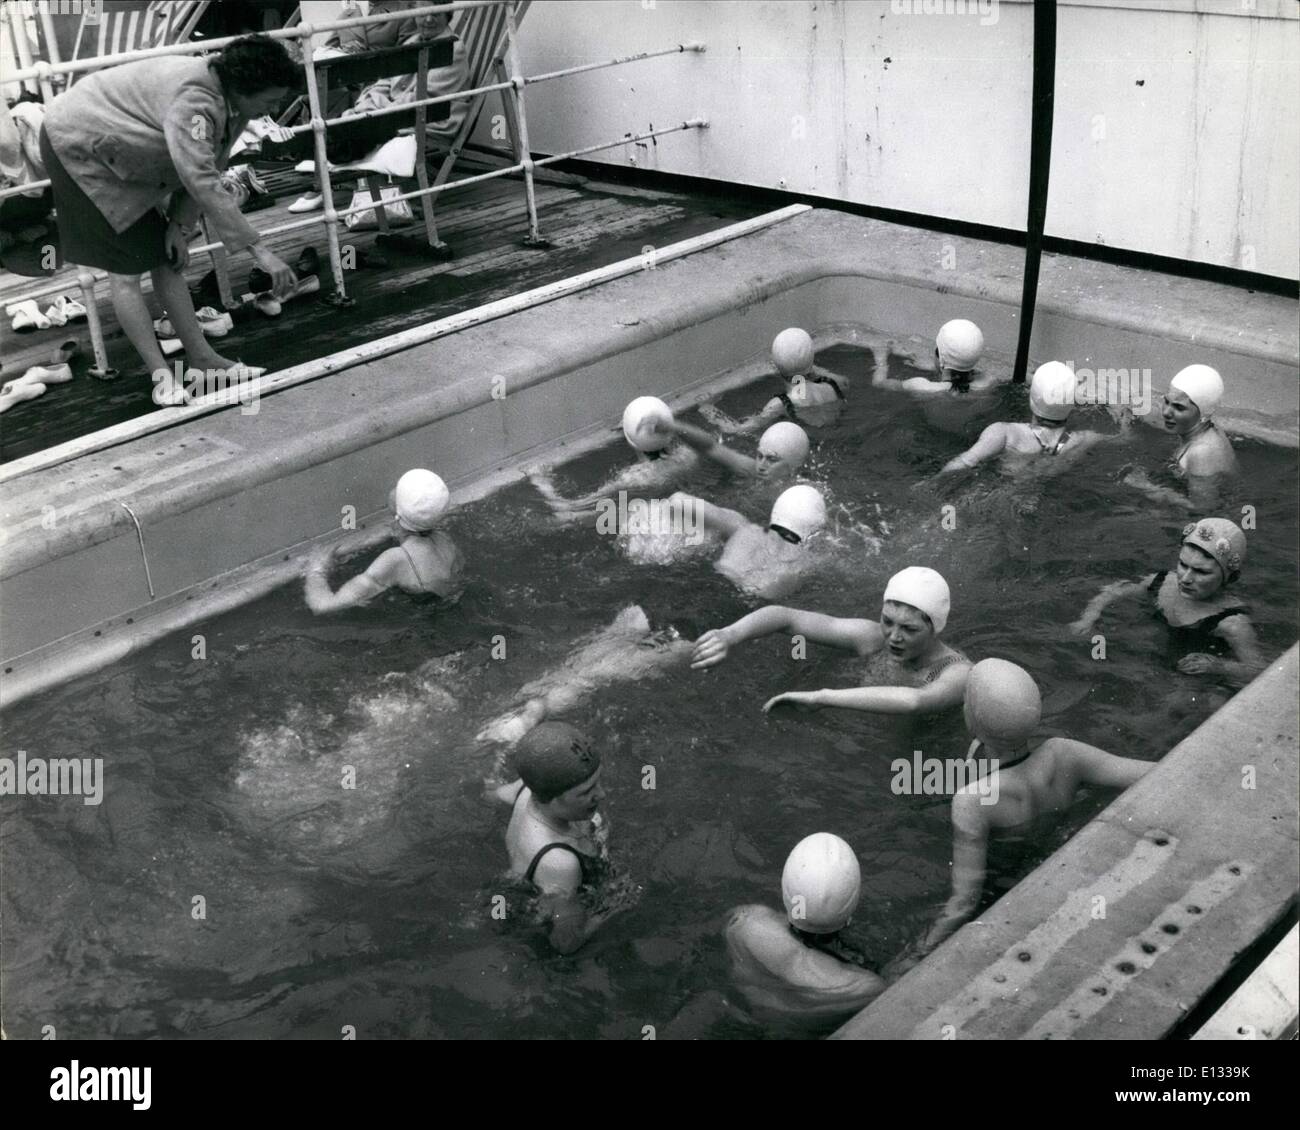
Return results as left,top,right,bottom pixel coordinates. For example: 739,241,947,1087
292,134,418,179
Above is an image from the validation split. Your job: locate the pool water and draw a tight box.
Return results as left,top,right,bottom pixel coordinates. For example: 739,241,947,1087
2,343,1296,1040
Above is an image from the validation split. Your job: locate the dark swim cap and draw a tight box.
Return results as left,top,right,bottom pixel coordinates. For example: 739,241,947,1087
516,723,601,802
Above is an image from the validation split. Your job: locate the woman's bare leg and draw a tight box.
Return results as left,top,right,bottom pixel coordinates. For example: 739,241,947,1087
150,264,239,372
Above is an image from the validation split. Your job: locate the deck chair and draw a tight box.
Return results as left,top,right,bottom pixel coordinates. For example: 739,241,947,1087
431,1,531,201
66,1,209,85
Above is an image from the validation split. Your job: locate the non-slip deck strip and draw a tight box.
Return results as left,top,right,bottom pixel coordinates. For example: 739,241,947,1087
832,645,1300,1041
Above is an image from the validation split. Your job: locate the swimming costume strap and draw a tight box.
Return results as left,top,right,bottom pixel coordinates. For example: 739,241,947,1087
399,539,433,591
1030,425,1070,455
777,392,801,425
524,841,593,886
810,373,847,400
967,739,1033,772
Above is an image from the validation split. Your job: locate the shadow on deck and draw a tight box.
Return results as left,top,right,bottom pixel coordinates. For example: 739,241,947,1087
0,160,760,465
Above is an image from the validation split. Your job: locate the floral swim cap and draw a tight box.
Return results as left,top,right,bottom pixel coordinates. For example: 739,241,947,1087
1181,518,1247,582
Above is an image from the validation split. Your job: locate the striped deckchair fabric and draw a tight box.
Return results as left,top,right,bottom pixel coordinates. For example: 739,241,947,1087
67,0,209,83
432,0,530,189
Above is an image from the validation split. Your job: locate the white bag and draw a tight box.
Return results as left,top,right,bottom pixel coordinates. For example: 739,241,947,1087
344,183,414,231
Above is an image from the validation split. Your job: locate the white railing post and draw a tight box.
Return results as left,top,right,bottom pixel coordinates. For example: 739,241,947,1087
502,1,547,247
300,27,353,307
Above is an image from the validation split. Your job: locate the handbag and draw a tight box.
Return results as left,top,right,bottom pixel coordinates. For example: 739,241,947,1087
344,182,414,231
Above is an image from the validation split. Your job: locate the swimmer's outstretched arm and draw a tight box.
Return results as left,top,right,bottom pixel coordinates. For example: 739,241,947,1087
936,422,1007,475
303,544,389,614
1058,738,1154,791
1068,575,1155,635
698,396,784,436
691,606,879,669
1177,615,1266,684
663,420,757,477
761,660,969,717
668,492,748,538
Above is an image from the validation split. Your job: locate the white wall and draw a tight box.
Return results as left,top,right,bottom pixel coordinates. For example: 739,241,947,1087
476,0,1299,280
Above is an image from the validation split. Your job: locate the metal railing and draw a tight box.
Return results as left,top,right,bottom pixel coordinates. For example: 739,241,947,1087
2,1,707,378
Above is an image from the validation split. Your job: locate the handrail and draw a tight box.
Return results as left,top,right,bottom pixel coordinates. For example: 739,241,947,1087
2,0,710,415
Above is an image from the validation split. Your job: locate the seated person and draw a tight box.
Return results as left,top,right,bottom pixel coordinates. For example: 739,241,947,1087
1070,517,1263,684
488,723,622,955
693,566,971,718
700,328,848,433
873,319,1002,396
1122,365,1239,511
726,832,885,1037
289,5,470,211
934,361,1116,478
529,396,700,524
895,659,1153,969
304,468,463,613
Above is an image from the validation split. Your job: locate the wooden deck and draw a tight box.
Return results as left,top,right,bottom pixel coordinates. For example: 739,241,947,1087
0,160,761,464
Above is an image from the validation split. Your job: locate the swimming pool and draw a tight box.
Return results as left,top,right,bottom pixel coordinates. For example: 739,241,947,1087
2,331,1296,1039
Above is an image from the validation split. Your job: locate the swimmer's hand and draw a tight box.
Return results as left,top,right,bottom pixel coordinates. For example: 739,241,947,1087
1177,653,1219,675
690,628,733,670
762,690,821,714
476,699,547,745
1068,617,1097,638
1121,467,1153,489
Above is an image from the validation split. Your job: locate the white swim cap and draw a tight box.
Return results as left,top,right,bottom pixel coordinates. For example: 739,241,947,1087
394,469,450,531
621,396,674,452
781,832,861,934
882,566,950,634
758,421,810,471
936,319,984,372
1029,361,1076,421
769,484,826,543
1169,364,1224,418
771,328,814,377
964,658,1042,744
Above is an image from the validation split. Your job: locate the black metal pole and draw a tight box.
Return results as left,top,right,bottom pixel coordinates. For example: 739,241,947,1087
1012,0,1057,383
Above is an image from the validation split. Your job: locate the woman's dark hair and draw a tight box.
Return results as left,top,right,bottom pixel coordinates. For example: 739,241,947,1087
213,35,299,95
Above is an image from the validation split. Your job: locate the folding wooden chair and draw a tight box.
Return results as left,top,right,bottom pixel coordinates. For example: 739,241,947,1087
66,1,209,85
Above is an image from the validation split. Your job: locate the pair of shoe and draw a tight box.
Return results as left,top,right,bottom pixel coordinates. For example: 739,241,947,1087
9,295,88,332
0,361,73,412
153,306,234,339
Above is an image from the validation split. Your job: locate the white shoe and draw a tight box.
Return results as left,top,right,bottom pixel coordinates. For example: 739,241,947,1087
252,293,282,318
154,307,234,338
151,374,189,407
286,274,320,301
10,299,51,332
44,295,87,326
159,337,184,356
0,381,47,413
3,363,72,391
288,192,324,214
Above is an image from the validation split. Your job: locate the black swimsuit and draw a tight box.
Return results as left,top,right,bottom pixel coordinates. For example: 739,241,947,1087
512,789,608,889
778,373,846,425
1147,571,1248,652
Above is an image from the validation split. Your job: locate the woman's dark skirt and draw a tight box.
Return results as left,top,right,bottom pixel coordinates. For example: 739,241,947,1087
38,125,169,275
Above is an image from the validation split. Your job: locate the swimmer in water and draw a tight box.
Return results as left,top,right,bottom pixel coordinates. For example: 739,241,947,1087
872,319,1004,397
726,832,886,1037
663,483,829,601
1122,365,1239,511
700,328,849,434
892,659,1153,970
933,361,1117,479
1069,518,1264,683
304,468,463,613
489,723,621,955
694,566,971,718
476,605,693,747
529,396,699,524
652,417,810,487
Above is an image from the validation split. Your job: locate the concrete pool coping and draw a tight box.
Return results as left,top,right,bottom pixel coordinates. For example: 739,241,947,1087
833,645,1300,1041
